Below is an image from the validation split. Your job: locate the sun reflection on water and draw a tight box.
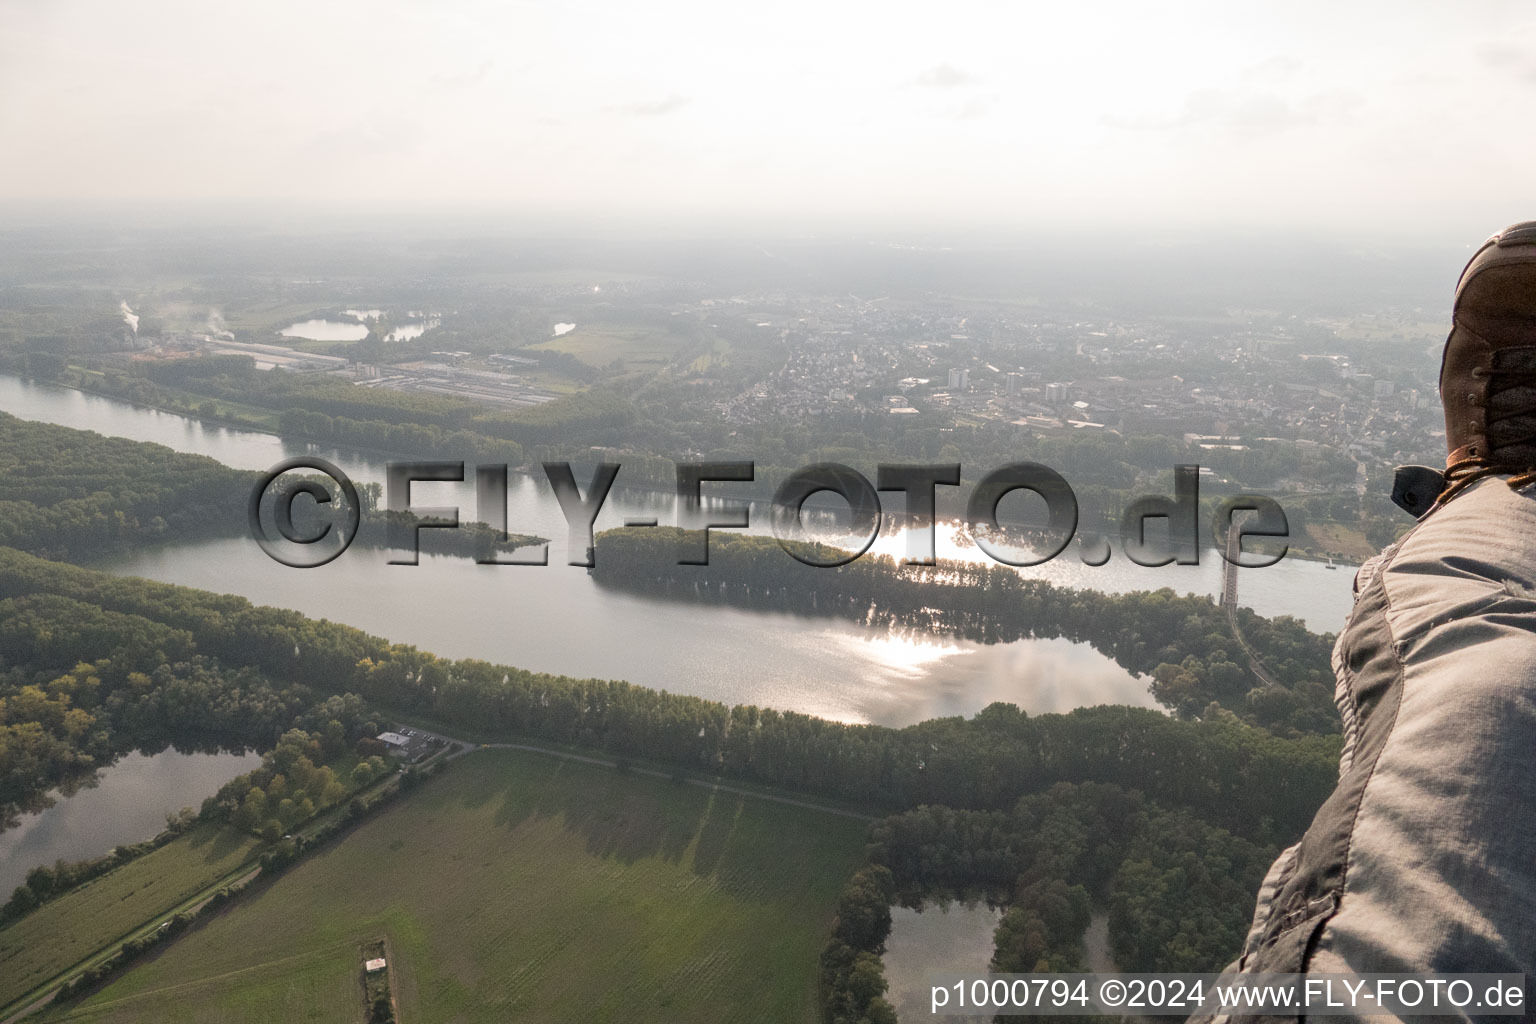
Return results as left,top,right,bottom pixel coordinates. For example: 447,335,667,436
840,631,969,677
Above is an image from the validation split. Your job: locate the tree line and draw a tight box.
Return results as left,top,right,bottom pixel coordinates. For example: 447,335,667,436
870,782,1271,972
47,756,442,1009
589,528,1339,737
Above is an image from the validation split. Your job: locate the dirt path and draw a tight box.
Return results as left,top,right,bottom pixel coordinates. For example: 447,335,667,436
412,727,876,821
39,950,323,1021
1223,602,1283,689
482,741,877,821
0,864,267,1024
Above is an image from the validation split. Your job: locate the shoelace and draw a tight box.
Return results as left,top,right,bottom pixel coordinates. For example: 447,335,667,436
1435,364,1536,509
1483,366,1536,447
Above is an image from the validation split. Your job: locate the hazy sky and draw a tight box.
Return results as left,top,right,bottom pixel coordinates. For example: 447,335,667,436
2,0,1533,234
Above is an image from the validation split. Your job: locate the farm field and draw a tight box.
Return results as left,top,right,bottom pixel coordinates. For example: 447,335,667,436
1301,521,1376,561
40,748,868,1023
528,322,699,371
0,824,263,1009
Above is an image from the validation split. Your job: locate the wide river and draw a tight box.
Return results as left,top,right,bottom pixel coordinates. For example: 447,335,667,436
1,372,1356,731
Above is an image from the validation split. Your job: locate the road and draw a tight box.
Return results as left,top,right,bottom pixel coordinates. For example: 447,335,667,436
1220,509,1284,689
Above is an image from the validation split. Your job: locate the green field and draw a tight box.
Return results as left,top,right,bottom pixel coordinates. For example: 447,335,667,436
0,824,263,1009
529,323,696,370
42,749,867,1023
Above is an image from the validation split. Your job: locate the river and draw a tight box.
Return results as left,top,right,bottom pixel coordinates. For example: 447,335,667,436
100,537,1158,726
0,374,1357,628
1,372,1358,730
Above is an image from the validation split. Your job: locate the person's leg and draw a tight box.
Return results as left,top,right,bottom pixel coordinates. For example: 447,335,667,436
1198,477,1536,1024
1266,477,1536,968
1199,222,1536,1022
1308,476,1536,978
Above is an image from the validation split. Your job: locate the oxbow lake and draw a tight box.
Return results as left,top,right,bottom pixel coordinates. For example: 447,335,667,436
0,749,261,897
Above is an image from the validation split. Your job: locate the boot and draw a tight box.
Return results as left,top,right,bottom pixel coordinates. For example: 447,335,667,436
1440,221,1536,479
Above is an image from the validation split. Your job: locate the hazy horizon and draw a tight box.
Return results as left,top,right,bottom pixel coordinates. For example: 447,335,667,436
2,0,1534,239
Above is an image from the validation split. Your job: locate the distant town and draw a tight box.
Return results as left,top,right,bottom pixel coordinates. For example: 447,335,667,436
95,291,1445,485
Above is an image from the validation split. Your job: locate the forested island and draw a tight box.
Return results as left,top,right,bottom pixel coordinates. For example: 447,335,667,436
589,527,1340,737
0,412,542,563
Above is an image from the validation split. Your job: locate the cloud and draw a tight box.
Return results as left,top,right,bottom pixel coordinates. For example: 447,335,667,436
431,60,495,89
913,64,977,89
949,96,997,120
1242,56,1303,83
1479,42,1536,84
1105,87,1362,137
1480,43,1524,67
607,94,691,117
297,117,420,159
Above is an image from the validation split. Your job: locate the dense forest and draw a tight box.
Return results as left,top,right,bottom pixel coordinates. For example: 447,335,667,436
0,412,250,559
822,780,1277,1023
0,413,542,563
589,528,1339,736
0,579,393,826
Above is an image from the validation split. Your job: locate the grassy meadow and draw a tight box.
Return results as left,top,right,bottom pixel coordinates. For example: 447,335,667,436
40,748,868,1023
529,322,698,371
0,824,263,1010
